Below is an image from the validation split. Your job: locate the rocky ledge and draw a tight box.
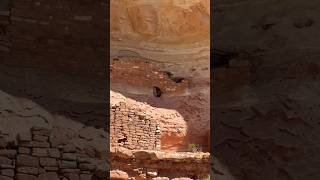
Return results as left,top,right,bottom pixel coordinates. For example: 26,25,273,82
110,147,210,179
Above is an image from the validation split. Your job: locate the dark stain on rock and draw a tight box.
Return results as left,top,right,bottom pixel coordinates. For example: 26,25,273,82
211,49,238,68
261,23,275,30
293,18,314,28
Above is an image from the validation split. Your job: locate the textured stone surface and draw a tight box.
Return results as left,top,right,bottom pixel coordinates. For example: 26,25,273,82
110,102,161,150
110,0,209,63
110,170,129,180
110,147,210,179
16,155,39,167
110,0,210,151
212,0,320,179
0,127,102,179
0,0,108,179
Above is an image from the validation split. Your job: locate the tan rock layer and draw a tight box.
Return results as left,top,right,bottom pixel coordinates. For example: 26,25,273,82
110,147,210,179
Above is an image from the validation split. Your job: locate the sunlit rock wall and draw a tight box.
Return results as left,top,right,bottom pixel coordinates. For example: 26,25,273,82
110,0,210,151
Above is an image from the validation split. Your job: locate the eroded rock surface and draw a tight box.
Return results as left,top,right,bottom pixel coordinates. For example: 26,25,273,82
110,147,210,179
213,0,320,179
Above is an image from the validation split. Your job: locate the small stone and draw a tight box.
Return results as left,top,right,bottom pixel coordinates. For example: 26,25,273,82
18,147,31,154
62,144,76,153
48,149,60,158
0,175,13,180
79,163,96,171
44,166,59,171
110,170,129,180
20,141,50,148
0,138,7,148
18,132,32,142
37,172,59,180
32,148,48,157
80,174,92,180
62,153,77,161
38,168,45,174
0,157,12,165
0,150,17,159
16,174,37,180
60,161,77,169
76,157,93,164
17,167,39,175
1,169,14,177
152,178,169,180
147,171,157,177
33,135,48,142
31,127,51,136
64,173,79,180
17,155,39,167
0,164,15,169
39,158,57,167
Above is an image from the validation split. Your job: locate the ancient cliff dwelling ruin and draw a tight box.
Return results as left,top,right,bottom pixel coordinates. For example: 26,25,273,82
0,0,107,179
110,0,210,179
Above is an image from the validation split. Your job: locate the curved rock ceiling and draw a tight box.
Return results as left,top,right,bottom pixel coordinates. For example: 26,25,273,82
110,0,210,70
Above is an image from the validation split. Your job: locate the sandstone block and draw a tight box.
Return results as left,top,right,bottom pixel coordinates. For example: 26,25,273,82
31,127,51,136
1,169,14,177
78,163,96,171
62,153,77,161
64,173,79,180
39,158,57,167
48,149,60,158
18,132,32,142
152,178,169,180
32,135,48,142
20,141,50,148
17,167,39,175
0,175,13,180
32,148,48,157
60,160,77,169
62,144,76,153
17,155,39,167
110,170,129,180
80,174,92,180
18,147,31,154
0,164,15,169
16,174,37,180
0,157,13,165
0,150,17,159
37,172,59,180
44,166,59,171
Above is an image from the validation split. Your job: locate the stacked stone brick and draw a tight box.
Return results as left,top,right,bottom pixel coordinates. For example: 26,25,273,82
110,102,161,150
0,127,98,180
1,0,107,77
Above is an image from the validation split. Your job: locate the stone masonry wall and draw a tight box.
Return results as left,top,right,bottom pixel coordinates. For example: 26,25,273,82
110,102,161,150
0,127,100,180
0,0,107,77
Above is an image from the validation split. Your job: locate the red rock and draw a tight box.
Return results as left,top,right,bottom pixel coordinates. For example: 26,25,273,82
110,170,129,180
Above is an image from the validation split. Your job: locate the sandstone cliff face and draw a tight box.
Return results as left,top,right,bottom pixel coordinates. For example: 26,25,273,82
110,0,210,151
110,0,210,63
213,0,320,179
